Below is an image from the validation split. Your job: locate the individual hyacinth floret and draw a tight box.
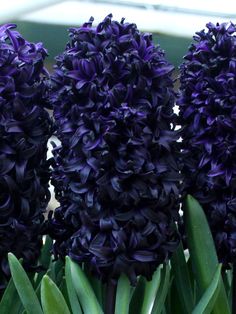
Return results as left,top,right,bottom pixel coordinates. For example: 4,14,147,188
50,14,180,284
0,23,51,286
179,22,236,265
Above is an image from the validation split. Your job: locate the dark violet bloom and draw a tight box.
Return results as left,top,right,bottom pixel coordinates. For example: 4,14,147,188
49,14,180,284
179,22,236,265
0,24,51,286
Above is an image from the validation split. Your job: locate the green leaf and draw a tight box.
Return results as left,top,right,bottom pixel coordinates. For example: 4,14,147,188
49,259,64,284
115,274,130,314
8,253,43,314
41,275,71,314
55,260,64,284
68,257,103,314
40,236,53,269
65,257,82,314
0,278,22,314
129,277,146,314
227,269,233,305
171,241,194,313
192,264,222,314
170,281,185,314
185,195,230,314
162,306,167,314
84,264,103,306
151,263,171,314
222,269,231,299
187,255,197,304
35,269,52,301
165,268,173,314
59,276,71,312
140,266,161,314
101,283,107,310
35,236,53,287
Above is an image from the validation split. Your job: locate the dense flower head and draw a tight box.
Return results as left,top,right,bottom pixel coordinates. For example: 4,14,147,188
49,14,180,284
179,22,236,265
0,23,51,284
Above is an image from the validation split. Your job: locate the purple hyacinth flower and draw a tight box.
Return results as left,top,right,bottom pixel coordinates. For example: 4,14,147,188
0,24,52,286
179,22,236,266
49,15,180,284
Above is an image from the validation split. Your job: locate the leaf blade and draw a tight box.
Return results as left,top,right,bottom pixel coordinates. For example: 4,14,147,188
41,275,71,314
141,266,161,314
151,263,171,314
115,274,130,314
185,195,230,314
171,241,194,313
0,278,22,314
129,277,146,314
65,256,82,314
192,264,222,314
68,257,103,314
8,253,43,314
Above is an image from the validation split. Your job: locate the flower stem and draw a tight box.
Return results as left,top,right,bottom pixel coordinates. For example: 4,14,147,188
233,263,236,314
105,279,117,314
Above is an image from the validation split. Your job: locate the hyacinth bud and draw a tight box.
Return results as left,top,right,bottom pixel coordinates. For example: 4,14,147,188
49,14,180,284
179,22,236,265
0,24,51,286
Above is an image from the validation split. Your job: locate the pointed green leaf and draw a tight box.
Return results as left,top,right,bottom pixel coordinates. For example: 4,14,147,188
170,281,185,314
226,269,233,305
65,257,82,314
49,259,64,284
84,264,103,306
68,257,103,314
55,259,64,284
115,274,130,314
192,264,221,314
222,269,231,299
185,195,230,314
171,241,194,313
151,263,171,314
162,307,167,314
187,255,197,304
35,269,51,300
140,266,161,314
8,253,43,314
41,275,71,314
40,236,53,269
0,278,22,314
59,276,71,312
35,236,53,287
129,277,146,314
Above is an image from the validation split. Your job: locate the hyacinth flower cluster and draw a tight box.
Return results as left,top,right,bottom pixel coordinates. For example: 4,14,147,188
179,22,236,266
0,24,51,287
49,14,181,285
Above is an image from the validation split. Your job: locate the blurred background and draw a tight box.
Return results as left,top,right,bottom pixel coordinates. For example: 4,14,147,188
2,0,236,69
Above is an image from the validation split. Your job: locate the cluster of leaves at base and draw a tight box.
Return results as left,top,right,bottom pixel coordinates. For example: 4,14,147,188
0,24,52,288
0,197,231,314
49,14,181,284
179,22,236,266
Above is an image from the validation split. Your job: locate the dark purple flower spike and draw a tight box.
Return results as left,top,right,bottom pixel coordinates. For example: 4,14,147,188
0,24,51,286
179,22,236,266
49,14,180,285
